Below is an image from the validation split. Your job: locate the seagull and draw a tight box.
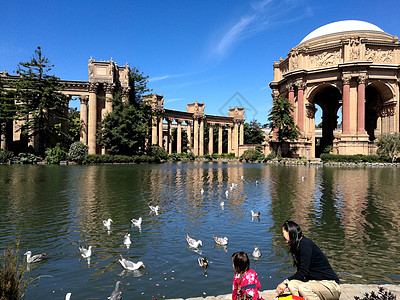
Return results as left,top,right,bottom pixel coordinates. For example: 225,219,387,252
256,180,259,185
131,217,142,227
225,190,229,198
251,210,261,218
119,255,145,270
79,246,92,258
301,176,305,182
213,235,228,246
201,188,204,195
252,246,261,258
123,233,132,248
186,234,202,248
198,257,209,269
149,205,159,215
220,201,225,209
108,281,122,300
103,218,113,230
240,175,245,181
24,251,47,263
65,292,72,300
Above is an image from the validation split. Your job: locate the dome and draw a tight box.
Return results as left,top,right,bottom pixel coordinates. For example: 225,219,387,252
299,20,385,44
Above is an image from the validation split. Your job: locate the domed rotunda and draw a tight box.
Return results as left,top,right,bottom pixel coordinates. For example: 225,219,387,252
270,20,400,158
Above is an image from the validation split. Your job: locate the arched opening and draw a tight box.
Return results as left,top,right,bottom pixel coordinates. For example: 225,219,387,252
365,82,394,141
310,85,342,157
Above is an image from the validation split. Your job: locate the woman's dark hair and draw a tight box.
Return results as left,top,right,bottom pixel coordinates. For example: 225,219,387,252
282,220,303,267
232,251,250,274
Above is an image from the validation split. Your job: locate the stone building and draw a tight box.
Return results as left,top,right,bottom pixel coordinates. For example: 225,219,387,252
270,20,400,158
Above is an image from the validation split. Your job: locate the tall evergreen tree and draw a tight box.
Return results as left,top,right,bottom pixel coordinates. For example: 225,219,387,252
12,46,68,154
244,119,265,144
97,66,153,155
0,78,17,149
268,96,300,155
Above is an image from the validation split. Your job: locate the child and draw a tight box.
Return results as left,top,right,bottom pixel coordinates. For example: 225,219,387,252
232,251,264,300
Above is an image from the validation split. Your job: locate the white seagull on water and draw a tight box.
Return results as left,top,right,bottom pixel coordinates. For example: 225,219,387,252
103,218,113,230
131,217,142,227
123,233,132,248
24,251,47,263
186,234,202,248
252,245,261,258
119,255,145,270
149,205,159,215
79,245,92,258
213,235,228,246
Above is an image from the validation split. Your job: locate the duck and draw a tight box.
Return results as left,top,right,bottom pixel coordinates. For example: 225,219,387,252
251,210,261,218
123,233,132,247
108,281,122,300
119,255,145,270
198,257,209,269
252,246,261,258
24,251,47,263
79,245,92,258
103,218,113,230
186,234,202,248
149,205,159,215
213,234,228,246
131,217,142,227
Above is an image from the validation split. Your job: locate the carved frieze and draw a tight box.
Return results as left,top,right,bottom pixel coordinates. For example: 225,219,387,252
290,50,299,70
309,49,342,68
349,38,360,61
380,106,396,117
365,47,394,63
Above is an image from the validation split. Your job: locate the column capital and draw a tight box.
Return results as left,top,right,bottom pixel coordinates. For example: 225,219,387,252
186,120,192,125
79,95,89,104
167,117,173,123
122,86,130,97
342,75,351,85
286,84,294,92
89,82,99,93
104,83,116,94
295,81,306,90
358,75,368,84
176,119,183,124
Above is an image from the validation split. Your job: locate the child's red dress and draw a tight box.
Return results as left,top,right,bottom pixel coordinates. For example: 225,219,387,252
232,269,263,300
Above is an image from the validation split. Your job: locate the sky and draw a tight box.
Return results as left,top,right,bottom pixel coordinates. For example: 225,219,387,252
2,0,400,125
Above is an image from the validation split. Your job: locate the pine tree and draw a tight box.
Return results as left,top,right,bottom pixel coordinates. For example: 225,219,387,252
12,46,68,154
0,77,17,149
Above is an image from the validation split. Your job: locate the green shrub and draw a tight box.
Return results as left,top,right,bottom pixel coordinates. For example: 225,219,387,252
321,154,387,163
323,145,333,154
0,150,14,164
240,149,264,162
146,145,168,163
15,153,39,164
137,154,155,163
376,133,400,162
227,153,236,158
45,146,67,164
113,155,134,163
83,154,113,164
265,152,277,161
68,141,88,163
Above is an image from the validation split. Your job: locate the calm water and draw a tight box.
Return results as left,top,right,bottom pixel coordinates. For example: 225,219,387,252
0,162,399,299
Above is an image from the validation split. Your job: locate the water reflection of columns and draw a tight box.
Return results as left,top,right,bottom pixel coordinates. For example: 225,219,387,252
88,83,99,154
218,125,223,154
79,95,88,145
176,119,182,153
208,123,214,154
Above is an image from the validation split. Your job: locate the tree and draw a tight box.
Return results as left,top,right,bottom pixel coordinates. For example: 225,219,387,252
376,133,400,162
0,79,17,149
97,67,153,156
244,119,265,144
12,46,68,154
268,96,300,155
54,107,81,146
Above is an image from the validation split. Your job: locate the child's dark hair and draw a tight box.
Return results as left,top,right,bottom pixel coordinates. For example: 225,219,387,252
232,251,250,274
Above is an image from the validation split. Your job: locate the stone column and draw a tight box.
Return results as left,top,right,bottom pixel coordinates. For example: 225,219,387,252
227,125,232,154
88,83,99,154
199,118,204,156
158,117,163,148
208,123,214,154
186,120,192,153
234,122,239,157
193,118,199,156
297,82,305,131
218,124,223,154
239,122,244,145
342,76,351,134
0,132,5,150
288,85,295,119
105,83,115,114
167,118,172,154
122,87,130,104
177,119,182,153
152,116,158,145
357,75,366,134
79,95,89,145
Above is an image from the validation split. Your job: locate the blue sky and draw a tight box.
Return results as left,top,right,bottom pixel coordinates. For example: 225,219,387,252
2,0,400,125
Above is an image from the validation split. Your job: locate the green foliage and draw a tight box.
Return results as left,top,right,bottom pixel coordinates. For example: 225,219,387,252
266,152,277,161
45,145,67,164
83,154,113,164
354,287,396,300
15,153,39,164
169,152,195,161
11,46,68,154
68,141,88,163
244,120,265,144
320,154,383,163
0,150,14,164
0,80,17,140
376,133,400,162
268,96,300,156
54,108,81,146
147,145,168,163
0,243,27,300
240,149,265,162
82,154,157,164
128,66,152,105
323,145,333,154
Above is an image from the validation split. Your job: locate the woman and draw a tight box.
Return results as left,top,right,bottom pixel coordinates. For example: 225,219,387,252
275,221,340,300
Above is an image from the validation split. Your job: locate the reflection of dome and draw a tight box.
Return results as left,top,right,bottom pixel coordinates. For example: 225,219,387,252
300,20,385,44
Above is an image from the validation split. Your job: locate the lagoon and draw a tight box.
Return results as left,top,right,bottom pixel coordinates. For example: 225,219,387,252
0,162,399,299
